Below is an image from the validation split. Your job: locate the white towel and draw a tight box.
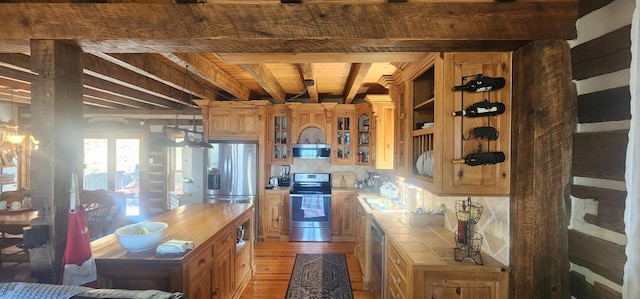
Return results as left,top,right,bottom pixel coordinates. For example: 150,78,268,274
300,195,325,218
156,239,194,254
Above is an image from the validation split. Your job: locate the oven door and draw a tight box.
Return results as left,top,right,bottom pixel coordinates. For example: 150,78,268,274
289,194,331,227
289,194,332,241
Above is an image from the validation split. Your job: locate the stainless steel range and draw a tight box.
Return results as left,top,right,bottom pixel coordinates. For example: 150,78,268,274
289,173,332,242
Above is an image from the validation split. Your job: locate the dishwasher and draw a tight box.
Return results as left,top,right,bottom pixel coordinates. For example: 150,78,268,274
370,219,385,299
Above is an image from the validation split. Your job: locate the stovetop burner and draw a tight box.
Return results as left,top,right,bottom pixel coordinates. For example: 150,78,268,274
290,173,332,195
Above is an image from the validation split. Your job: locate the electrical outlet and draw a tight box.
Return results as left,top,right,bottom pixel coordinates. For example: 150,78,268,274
494,219,503,239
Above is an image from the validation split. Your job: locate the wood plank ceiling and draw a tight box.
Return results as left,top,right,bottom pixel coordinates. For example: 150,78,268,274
0,0,578,119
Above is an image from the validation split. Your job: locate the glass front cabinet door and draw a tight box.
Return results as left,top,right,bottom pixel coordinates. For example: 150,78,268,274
333,105,355,164
270,105,292,164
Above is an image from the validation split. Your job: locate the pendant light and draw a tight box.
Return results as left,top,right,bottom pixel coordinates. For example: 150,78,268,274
149,67,211,148
6,89,25,144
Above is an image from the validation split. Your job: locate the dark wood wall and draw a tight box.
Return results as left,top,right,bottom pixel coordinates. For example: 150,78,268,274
568,0,630,297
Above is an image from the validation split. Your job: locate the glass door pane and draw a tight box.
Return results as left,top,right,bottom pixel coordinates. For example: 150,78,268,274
116,139,140,216
84,139,108,190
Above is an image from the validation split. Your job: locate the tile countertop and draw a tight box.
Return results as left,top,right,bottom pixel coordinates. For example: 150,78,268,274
356,191,508,273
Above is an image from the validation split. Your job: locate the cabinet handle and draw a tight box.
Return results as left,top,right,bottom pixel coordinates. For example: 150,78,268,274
213,287,220,295
394,258,401,265
392,275,400,285
456,287,461,295
394,292,400,299
242,263,246,269
198,258,206,265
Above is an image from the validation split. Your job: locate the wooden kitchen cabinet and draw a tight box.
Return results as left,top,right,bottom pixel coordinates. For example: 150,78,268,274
195,100,264,141
264,189,289,241
386,236,508,299
355,104,372,166
331,105,356,164
268,104,293,164
287,103,328,144
355,198,371,290
331,189,356,241
366,95,395,170
397,52,511,196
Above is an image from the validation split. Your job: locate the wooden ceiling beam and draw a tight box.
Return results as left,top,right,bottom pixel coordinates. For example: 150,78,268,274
0,39,531,54
94,53,218,101
83,87,157,110
343,63,372,104
160,53,250,101
82,54,191,105
83,74,181,110
299,63,318,103
239,64,286,103
218,53,428,64
0,3,578,41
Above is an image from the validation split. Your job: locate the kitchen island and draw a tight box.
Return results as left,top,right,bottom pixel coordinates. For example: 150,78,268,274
91,203,254,299
355,194,509,298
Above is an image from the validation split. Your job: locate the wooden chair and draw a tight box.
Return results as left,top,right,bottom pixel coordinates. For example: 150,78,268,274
81,189,125,240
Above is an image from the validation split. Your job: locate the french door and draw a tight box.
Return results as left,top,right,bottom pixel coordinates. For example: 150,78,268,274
84,129,148,217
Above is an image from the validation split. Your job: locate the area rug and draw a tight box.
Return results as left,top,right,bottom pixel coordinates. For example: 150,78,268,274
285,254,353,299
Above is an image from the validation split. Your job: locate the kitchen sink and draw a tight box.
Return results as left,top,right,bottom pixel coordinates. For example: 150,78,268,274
364,197,406,212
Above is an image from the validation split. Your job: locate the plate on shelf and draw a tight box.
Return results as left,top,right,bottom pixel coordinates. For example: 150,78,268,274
416,152,425,175
422,122,435,129
416,151,429,175
425,150,434,177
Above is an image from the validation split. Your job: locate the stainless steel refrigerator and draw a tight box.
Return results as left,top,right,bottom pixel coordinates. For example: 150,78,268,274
206,143,257,204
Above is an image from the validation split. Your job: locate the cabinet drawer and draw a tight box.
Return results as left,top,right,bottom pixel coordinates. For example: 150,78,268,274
235,245,251,284
388,242,409,279
188,247,214,279
388,281,407,299
213,226,234,257
388,262,408,298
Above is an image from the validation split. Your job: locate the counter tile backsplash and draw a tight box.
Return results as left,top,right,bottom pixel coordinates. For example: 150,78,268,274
416,188,510,266
270,159,386,184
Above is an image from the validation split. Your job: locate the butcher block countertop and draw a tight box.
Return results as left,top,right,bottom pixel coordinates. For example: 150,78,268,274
91,203,252,261
356,191,508,272
90,203,254,292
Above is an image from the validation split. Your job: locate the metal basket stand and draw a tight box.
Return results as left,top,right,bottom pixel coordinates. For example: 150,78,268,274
453,197,484,265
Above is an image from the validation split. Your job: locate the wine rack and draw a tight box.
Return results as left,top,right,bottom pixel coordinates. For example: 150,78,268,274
454,197,484,265
452,73,506,167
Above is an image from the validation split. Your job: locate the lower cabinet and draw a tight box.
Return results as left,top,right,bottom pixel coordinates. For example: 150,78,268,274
187,208,255,299
386,237,508,299
331,189,356,241
264,189,289,241
354,198,371,290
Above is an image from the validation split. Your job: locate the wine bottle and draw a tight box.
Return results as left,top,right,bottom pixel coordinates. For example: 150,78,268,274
453,74,506,92
452,151,505,166
452,100,505,117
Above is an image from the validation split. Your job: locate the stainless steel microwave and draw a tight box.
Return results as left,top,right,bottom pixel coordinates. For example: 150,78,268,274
292,144,331,158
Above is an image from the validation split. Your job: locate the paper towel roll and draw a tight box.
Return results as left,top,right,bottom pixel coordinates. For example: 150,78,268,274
406,187,417,212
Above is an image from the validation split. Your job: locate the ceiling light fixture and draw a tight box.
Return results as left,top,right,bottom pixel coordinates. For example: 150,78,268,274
6,89,25,144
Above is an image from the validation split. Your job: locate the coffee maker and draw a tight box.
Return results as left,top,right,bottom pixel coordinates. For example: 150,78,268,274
278,165,291,187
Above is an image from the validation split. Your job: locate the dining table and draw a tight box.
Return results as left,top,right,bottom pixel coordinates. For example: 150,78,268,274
0,208,38,236
0,208,37,267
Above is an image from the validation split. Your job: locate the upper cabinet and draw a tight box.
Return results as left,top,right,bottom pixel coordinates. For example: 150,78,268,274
397,52,511,196
269,104,292,165
331,105,355,165
196,100,267,141
366,95,395,170
355,104,372,166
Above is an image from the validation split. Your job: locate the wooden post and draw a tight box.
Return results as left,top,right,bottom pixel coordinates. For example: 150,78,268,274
510,40,576,298
29,40,84,283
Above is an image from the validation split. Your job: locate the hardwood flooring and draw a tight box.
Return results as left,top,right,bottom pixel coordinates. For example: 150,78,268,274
239,241,375,299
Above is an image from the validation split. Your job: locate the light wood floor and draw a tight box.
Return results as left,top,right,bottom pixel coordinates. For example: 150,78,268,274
239,241,375,299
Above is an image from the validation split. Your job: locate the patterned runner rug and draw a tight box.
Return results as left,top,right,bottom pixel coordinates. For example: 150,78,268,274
285,254,353,299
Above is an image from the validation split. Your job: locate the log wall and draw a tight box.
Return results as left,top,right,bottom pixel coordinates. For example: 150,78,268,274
568,0,633,297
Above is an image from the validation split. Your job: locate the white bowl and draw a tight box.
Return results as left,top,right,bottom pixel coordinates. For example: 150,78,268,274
114,222,168,252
